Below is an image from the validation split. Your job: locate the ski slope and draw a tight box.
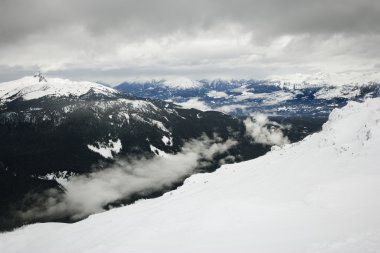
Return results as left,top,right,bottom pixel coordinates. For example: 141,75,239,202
1,98,380,253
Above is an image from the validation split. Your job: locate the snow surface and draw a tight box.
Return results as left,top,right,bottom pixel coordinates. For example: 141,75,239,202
150,144,168,157
161,135,173,146
37,171,77,184
150,120,170,133
0,76,118,102
1,98,380,253
87,139,122,159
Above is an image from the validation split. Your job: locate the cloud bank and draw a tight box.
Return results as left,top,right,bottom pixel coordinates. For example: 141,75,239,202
18,135,236,221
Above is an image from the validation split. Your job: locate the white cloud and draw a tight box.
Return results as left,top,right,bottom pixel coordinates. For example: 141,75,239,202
177,98,212,111
215,104,248,114
234,90,294,105
244,113,290,146
18,135,237,220
207,90,229,98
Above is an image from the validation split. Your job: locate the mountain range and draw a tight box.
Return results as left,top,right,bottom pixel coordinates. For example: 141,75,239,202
115,78,380,117
0,75,317,230
1,74,377,231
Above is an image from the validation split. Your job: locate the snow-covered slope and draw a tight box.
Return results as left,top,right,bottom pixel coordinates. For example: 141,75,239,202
0,76,118,102
1,98,380,252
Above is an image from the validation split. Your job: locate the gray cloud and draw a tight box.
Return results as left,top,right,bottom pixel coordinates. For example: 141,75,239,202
0,0,379,81
1,0,379,43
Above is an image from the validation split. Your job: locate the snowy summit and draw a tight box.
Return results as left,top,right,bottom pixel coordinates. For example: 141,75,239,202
1,98,380,252
0,75,118,102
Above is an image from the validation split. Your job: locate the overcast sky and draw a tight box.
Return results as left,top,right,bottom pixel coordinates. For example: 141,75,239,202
0,0,379,84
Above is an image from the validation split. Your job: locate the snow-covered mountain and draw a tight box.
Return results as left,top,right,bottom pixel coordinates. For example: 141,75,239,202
1,98,379,253
163,77,203,89
116,78,380,117
1,76,272,174
3,75,313,231
0,76,117,104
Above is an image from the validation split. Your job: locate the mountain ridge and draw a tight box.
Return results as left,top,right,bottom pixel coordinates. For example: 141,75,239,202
0,76,118,103
116,78,380,117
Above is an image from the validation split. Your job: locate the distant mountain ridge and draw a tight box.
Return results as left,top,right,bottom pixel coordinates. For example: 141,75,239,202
115,78,380,117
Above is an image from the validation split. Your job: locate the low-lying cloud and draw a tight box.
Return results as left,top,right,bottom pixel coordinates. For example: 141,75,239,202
177,98,212,111
244,113,290,146
18,135,236,221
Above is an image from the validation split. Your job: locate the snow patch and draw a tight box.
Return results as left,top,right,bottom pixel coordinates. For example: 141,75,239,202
150,145,168,157
37,171,77,184
162,135,173,146
151,120,170,133
87,139,122,159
